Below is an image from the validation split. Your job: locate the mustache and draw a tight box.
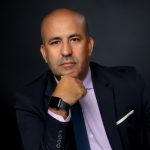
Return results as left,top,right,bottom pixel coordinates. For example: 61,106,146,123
57,56,79,65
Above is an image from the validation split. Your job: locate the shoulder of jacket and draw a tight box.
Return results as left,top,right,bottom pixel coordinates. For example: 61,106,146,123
90,61,141,84
16,70,52,94
90,61,136,74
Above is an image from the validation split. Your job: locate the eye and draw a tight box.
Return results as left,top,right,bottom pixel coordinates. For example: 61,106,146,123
71,37,80,42
50,40,60,45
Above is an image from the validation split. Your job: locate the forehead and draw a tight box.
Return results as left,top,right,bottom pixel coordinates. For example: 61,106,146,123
41,13,86,39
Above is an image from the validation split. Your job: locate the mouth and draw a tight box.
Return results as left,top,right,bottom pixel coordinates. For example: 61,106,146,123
60,61,76,67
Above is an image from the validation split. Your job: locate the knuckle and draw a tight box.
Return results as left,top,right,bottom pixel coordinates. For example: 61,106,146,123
79,88,86,97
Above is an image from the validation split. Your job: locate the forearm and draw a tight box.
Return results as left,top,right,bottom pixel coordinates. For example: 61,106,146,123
16,109,70,150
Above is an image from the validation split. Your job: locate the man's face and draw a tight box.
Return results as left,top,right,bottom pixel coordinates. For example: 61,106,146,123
40,13,94,80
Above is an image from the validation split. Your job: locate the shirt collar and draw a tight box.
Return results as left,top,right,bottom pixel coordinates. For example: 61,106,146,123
83,67,93,90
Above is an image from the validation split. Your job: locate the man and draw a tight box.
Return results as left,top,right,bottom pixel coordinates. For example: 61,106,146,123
15,8,150,150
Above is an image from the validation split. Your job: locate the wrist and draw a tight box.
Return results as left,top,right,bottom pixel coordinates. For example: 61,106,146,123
48,107,69,119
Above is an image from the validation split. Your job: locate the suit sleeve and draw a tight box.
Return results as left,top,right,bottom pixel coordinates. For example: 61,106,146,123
14,92,72,150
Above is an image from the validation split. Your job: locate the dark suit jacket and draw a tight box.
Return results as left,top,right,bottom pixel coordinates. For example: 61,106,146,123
15,62,150,150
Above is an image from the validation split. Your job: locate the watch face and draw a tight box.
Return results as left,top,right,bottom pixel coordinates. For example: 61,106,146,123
49,97,61,108
49,96,70,111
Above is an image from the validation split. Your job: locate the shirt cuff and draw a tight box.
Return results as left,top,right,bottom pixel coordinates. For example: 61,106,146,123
48,109,71,122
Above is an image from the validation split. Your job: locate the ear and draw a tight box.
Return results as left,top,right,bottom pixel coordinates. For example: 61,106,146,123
40,44,47,63
88,36,94,56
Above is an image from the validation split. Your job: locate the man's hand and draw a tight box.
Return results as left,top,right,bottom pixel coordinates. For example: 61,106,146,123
49,75,86,118
52,75,87,106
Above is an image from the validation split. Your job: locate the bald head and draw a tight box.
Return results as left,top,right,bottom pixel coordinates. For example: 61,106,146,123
40,8,89,42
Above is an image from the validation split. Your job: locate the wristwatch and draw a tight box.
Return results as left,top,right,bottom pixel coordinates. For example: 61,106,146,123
49,96,71,111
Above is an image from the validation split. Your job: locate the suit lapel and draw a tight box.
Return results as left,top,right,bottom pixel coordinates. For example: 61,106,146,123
91,63,123,150
44,71,57,110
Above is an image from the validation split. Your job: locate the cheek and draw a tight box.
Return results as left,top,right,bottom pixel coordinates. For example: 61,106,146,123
75,46,90,62
45,50,59,63
45,54,59,72
46,55,59,73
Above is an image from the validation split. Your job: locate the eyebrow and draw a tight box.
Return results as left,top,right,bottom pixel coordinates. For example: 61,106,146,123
69,34,81,38
48,34,81,43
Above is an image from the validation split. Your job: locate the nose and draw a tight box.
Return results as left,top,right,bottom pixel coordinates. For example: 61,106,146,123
61,41,72,57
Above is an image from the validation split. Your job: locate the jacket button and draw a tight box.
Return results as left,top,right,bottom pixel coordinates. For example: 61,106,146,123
56,130,63,148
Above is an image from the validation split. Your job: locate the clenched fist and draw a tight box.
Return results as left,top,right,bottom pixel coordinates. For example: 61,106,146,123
52,75,87,106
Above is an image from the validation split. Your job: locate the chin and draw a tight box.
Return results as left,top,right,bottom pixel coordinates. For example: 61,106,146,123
62,70,79,78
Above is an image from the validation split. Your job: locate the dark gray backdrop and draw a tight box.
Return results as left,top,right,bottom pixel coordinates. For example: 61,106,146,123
1,0,150,149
